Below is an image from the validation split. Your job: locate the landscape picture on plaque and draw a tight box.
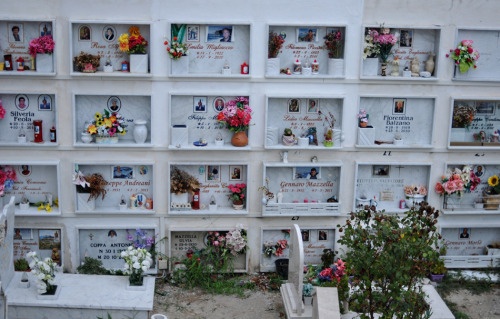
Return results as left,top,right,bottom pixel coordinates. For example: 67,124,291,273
301,230,310,242
79,24,91,41
476,101,495,115
296,28,317,42
39,229,61,250
38,95,52,111
393,99,406,115
194,96,207,113
318,230,328,241
213,97,225,112
8,23,24,43
229,165,242,181
307,99,319,114
459,228,471,239
19,165,31,177
206,25,233,42
102,25,116,42
206,165,220,182
293,166,321,180
372,165,390,177
39,23,52,36
399,29,413,48
14,228,32,240
111,166,134,179
107,96,121,112
288,98,300,113
15,94,29,111
186,25,200,42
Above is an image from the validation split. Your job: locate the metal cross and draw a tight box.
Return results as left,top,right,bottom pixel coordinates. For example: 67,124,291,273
88,233,94,241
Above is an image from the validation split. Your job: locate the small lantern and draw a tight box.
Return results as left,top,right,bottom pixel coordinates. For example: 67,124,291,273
121,61,129,72
16,57,24,71
240,62,249,74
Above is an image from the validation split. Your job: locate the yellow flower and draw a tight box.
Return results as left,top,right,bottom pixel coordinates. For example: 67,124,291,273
95,113,102,121
118,33,129,53
129,26,140,37
119,129,126,135
38,203,44,211
96,120,104,127
88,125,97,134
104,118,112,128
54,198,59,207
488,175,499,187
45,204,52,212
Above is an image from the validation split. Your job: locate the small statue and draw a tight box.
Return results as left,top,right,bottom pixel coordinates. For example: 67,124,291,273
51,248,61,264
411,56,420,77
277,189,283,203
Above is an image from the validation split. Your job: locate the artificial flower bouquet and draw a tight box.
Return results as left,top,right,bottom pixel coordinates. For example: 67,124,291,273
28,35,55,57
204,226,248,258
27,251,57,294
435,165,480,197
118,26,148,54
263,239,288,257
121,245,152,286
227,183,246,205
446,40,479,73
164,37,189,60
86,110,127,138
373,28,398,63
363,29,381,59
324,30,343,59
357,110,369,127
452,104,476,128
268,31,285,58
0,99,5,119
404,184,428,196
0,165,17,197
217,97,252,133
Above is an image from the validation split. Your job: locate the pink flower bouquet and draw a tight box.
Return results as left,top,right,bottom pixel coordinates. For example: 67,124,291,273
28,35,55,57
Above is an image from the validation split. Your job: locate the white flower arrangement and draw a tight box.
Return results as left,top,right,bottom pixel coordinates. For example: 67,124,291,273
120,245,152,285
225,224,247,256
27,251,57,294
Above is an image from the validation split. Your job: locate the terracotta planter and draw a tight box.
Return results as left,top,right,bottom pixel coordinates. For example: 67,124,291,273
231,131,248,147
359,122,368,128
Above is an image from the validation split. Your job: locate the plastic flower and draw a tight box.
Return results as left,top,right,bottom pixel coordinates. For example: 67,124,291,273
447,40,479,73
129,26,140,37
488,175,499,187
217,97,252,133
95,113,102,121
118,34,129,53
28,35,55,57
0,99,5,119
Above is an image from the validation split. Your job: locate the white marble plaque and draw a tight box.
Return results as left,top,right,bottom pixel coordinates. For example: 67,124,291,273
0,94,56,145
359,97,434,146
74,95,151,144
170,230,246,271
260,228,335,271
170,95,248,145
13,228,62,265
442,227,500,256
450,99,500,145
78,228,155,269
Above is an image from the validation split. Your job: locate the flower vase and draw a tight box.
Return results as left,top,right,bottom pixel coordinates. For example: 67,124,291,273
233,203,244,210
126,272,146,291
363,57,378,76
36,54,53,73
327,58,344,77
231,131,248,147
37,285,60,300
266,58,280,76
133,119,148,144
380,62,388,76
405,194,425,208
282,135,296,146
425,53,435,75
359,122,368,128
483,191,500,210
81,132,93,144
303,296,313,305
444,194,462,209
130,54,148,74
171,56,189,75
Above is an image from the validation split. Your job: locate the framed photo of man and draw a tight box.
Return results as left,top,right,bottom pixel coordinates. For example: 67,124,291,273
206,25,233,43
399,29,413,48
38,95,52,111
194,97,207,113
186,25,200,42
293,166,321,180
213,97,225,112
296,28,317,42
39,23,52,37
393,99,406,115
206,165,220,182
8,23,23,43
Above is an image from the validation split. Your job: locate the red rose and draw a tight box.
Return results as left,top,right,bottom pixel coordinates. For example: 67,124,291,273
474,65,477,68
446,54,449,57
173,37,177,41
467,47,473,54
164,41,168,45
455,49,461,55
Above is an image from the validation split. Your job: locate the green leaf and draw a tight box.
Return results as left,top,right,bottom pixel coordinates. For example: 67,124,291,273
459,62,470,73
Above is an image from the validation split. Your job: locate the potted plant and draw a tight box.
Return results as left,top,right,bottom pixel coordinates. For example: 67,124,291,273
19,196,30,210
216,96,252,147
227,183,246,210
85,109,127,144
430,259,447,282
357,110,369,127
72,171,108,211
118,26,149,73
324,30,344,76
27,251,57,295
73,51,100,72
302,283,314,305
446,39,479,74
319,110,336,147
403,184,427,208
282,128,296,146
170,166,200,205
14,258,30,271
28,35,55,73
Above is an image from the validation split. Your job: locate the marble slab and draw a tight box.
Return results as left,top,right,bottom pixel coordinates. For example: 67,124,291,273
0,196,15,292
74,95,151,145
441,227,500,257
78,228,155,270
13,228,63,266
358,97,434,146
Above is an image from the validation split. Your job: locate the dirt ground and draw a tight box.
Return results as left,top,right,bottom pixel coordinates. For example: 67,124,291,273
151,277,500,319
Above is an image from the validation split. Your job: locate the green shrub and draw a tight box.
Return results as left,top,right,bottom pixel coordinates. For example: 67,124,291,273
77,257,110,275
14,258,30,271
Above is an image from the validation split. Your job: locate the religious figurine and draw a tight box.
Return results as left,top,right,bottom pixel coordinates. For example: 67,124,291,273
411,56,420,77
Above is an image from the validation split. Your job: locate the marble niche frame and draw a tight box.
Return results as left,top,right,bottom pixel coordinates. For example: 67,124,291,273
72,93,153,148
69,20,152,78
167,22,252,78
168,92,251,150
0,91,59,147
266,23,348,79
73,161,156,215
261,162,343,216
0,19,57,76
0,160,61,216
264,94,345,150
359,24,441,81
448,97,500,150
356,95,437,149
168,161,250,215
12,226,64,268
353,161,432,214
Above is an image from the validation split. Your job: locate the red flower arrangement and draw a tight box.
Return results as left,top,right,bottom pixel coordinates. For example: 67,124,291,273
268,31,285,58
227,183,246,205
118,26,148,54
217,97,252,133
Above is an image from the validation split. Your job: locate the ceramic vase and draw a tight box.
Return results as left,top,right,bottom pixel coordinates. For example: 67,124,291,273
380,62,388,76
233,203,244,210
81,132,93,144
130,54,148,74
425,53,435,75
36,54,53,73
266,58,280,76
133,119,148,144
282,135,295,146
231,131,248,147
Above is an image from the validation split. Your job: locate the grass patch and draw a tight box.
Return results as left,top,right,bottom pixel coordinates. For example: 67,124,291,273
436,271,497,297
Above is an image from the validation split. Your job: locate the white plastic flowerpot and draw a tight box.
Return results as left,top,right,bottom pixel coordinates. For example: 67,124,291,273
36,54,53,73
171,57,189,75
328,58,344,77
77,193,95,211
266,58,280,76
130,54,148,74
363,57,378,76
